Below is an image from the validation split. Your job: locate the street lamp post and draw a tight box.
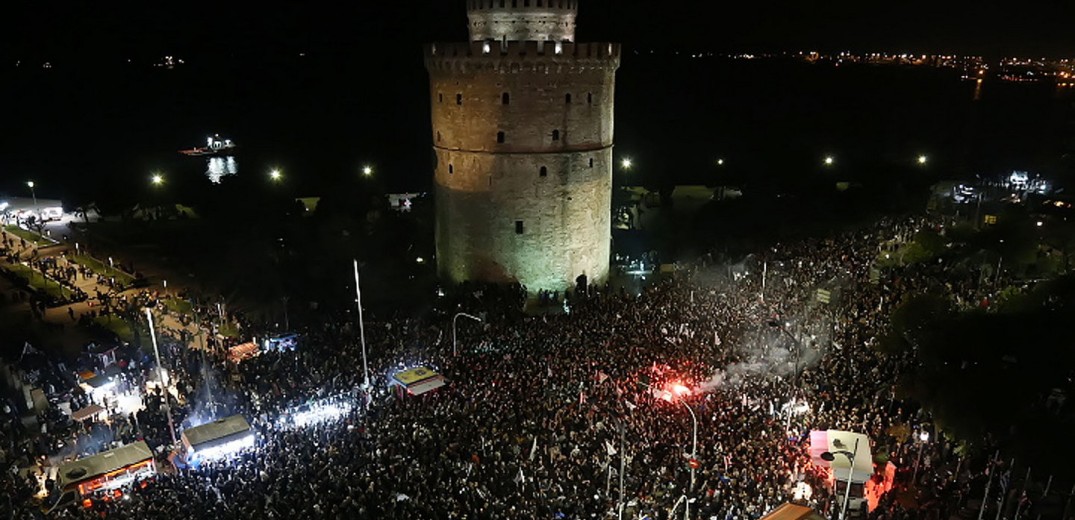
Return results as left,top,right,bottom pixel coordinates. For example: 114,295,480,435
144,306,178,445
912,431,930,485
352,260,370,389
681,399,699,520
452,312,483,356
26,181,37,206
821,438,860,520
618,419,626,520
768,320,805,430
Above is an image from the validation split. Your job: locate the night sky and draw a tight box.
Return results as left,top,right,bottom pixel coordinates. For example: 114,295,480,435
4,0,1075,63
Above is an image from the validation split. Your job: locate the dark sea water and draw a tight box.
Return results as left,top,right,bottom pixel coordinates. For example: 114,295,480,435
1,49,1071,204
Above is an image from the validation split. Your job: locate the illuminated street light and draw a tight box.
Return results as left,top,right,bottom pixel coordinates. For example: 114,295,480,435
912,431,930,484
270,169,283,181
151,173,164,186
26,181,37,205
452,312,483,356
362,165,374,177
824,156,835,166
917,155,928,165
821,438,860,520
621,158,633,170
716,158,725,166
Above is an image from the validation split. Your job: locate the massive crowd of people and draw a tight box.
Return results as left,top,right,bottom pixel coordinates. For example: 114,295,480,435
1,216,1010,519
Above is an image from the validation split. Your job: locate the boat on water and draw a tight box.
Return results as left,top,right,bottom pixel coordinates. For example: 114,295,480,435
179,135,237,157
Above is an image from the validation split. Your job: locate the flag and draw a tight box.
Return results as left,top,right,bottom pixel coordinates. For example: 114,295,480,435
19,342,41,362
605,440,617,456
625,400,637,411
529,437,538,461
579,391,586,405
596,370,609,383
514,467,525,484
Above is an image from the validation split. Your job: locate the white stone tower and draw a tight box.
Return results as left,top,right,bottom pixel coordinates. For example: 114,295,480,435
426,0,620,292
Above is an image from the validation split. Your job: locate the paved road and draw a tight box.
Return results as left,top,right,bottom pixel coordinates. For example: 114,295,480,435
2,223,206,352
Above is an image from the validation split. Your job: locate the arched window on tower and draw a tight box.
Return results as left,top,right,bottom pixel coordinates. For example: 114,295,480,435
565,93,572,104
587,92,593,104
551,129,561,141
540,166,548,177
449,164,454,174
502,92,510,105
438,93,443,103
589,158,594,168
497,131,506,144
457,93,463,105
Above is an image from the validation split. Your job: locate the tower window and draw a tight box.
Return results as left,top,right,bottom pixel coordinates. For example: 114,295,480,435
437,131,442,142
456,93,463,105
589,158,594,168
565,93,572,104
587,92,593,104
540,166,548,177
515,221,524,234
502,92,510,105
449,164,454,174
497,131,505,144
438,93,443,103
552,129,560,141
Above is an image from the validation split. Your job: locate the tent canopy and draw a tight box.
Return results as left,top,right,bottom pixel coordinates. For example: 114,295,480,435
760,503,827,520
391,367,447,396
71,404,106,422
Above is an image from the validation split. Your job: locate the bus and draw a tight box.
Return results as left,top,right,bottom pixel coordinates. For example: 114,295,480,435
46,441,156,513
181,415,254,463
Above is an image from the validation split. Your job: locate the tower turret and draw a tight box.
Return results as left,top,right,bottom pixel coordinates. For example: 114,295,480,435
428,2,617,293
467,0,578,43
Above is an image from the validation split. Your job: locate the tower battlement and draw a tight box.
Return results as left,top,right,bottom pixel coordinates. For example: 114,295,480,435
467,0,577,11
466,0,578,42
426,41,620,73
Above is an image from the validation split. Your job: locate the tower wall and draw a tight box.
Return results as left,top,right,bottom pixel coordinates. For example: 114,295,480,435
427,39,619,292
